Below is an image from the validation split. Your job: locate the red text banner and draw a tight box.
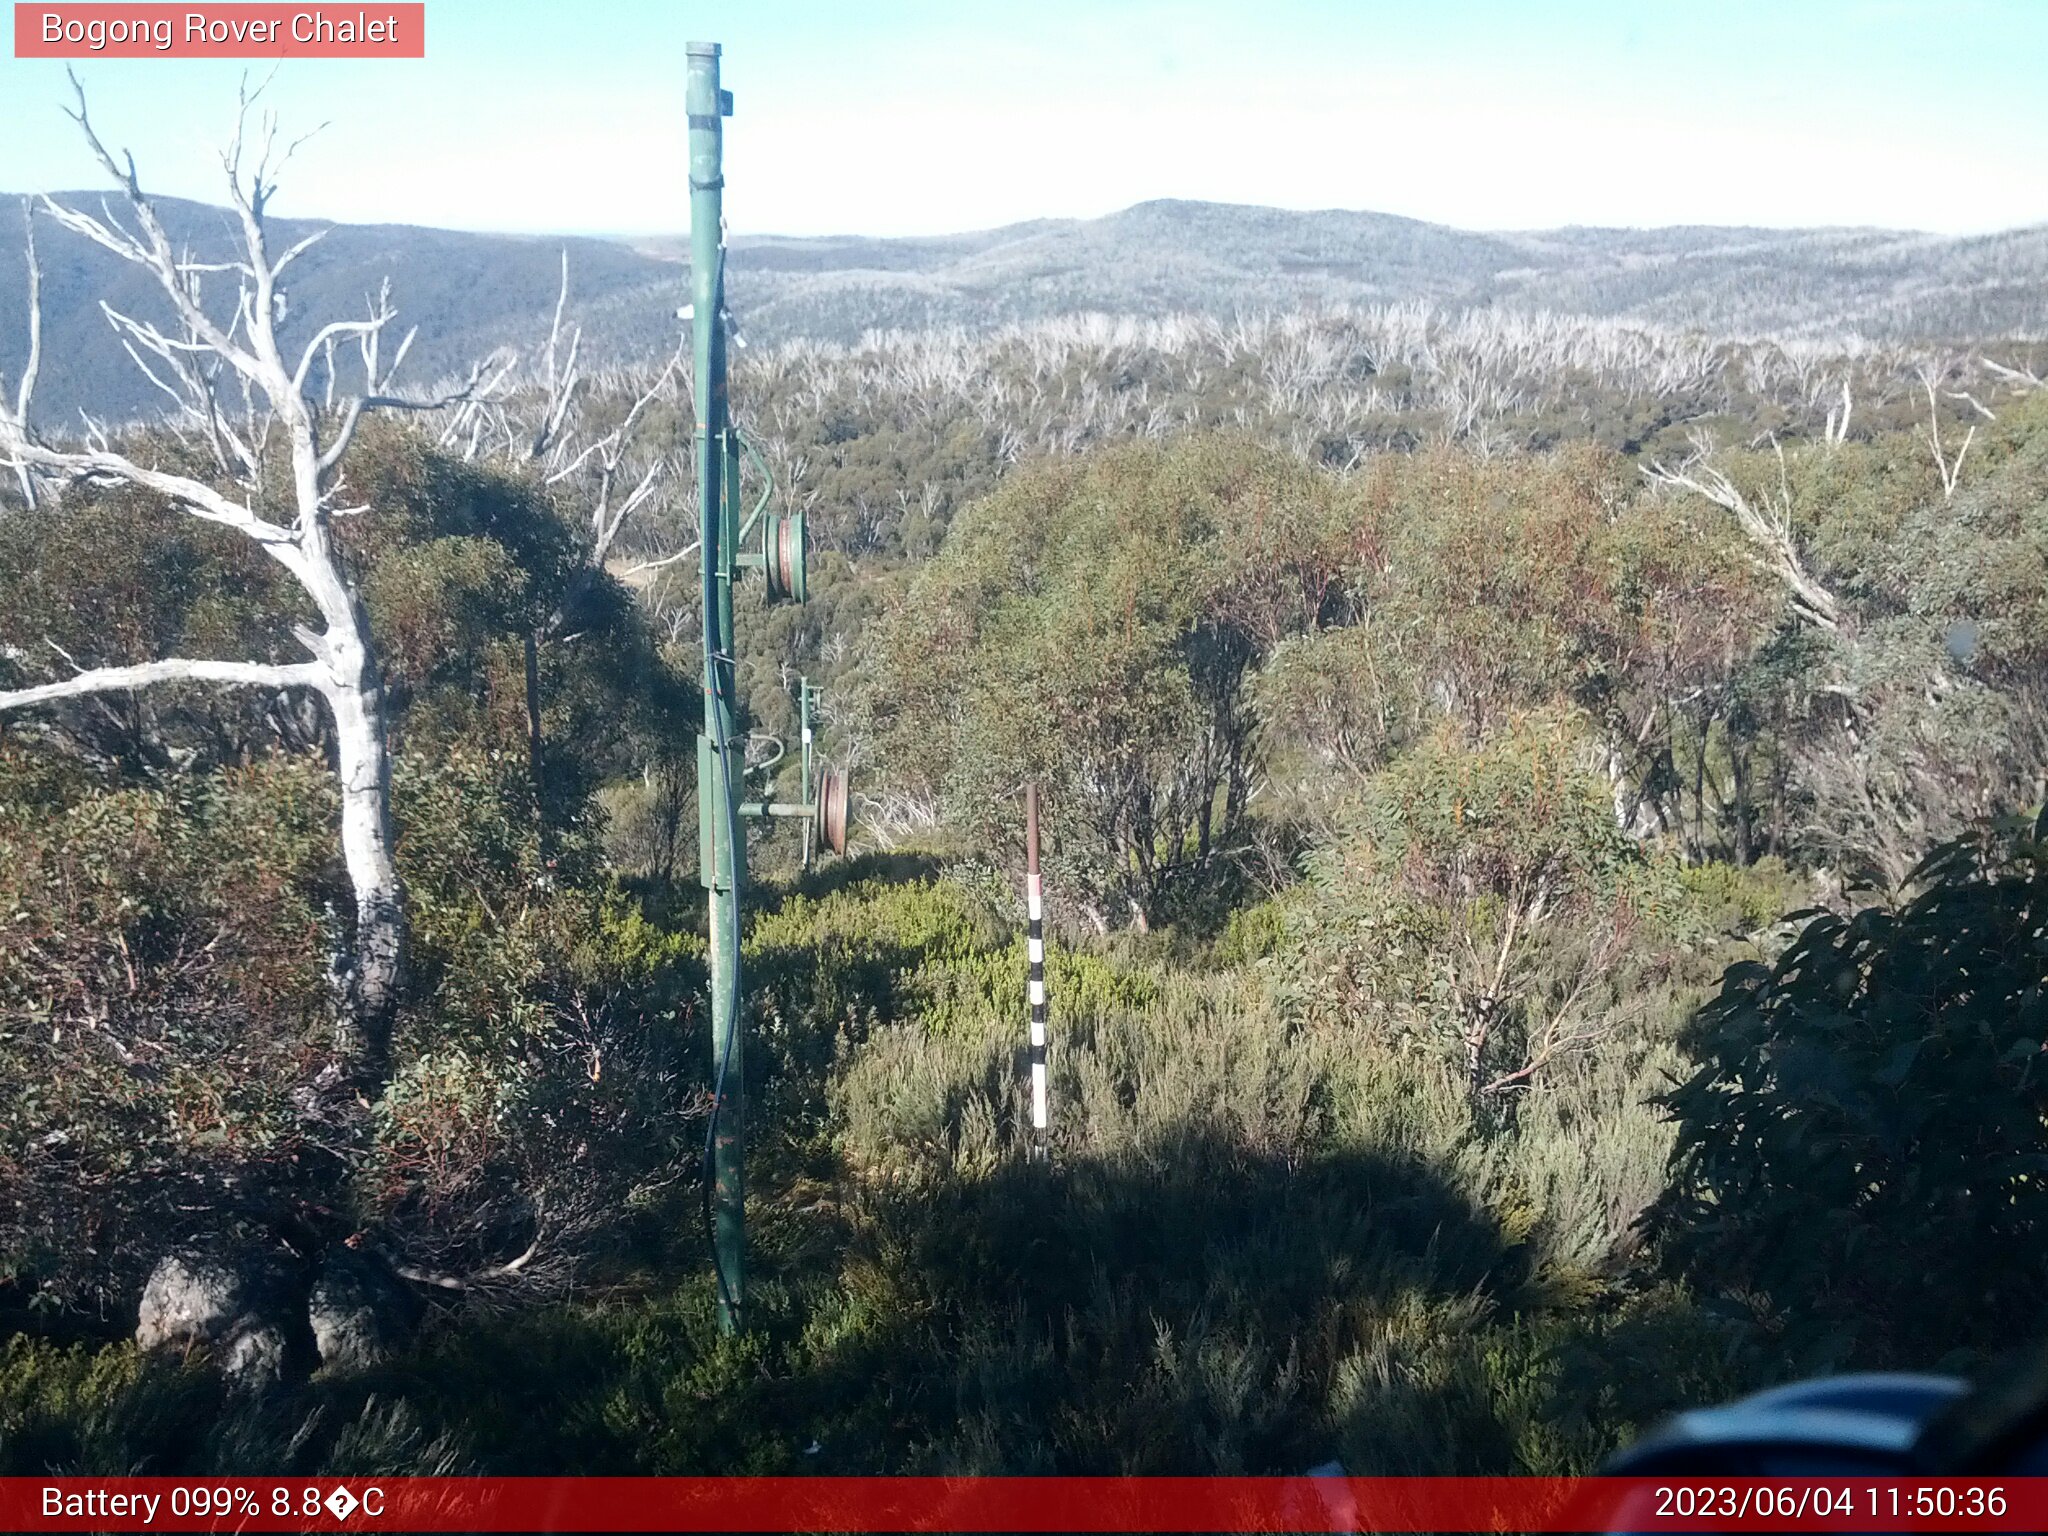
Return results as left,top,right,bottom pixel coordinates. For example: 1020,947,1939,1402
3,1476,2046,1532
14,5,425,58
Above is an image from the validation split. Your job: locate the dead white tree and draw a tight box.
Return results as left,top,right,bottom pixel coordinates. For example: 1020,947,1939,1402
1982,354,2044,394
1643,433,1843,632
435,258,690,810
0,75,503,1082
440,254,693,588
7,199,42,509
1823,376,1852,448
1919,368,1975,503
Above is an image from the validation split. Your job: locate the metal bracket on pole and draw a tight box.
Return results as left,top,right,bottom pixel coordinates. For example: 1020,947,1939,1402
800,678,816,871
736,430,775,546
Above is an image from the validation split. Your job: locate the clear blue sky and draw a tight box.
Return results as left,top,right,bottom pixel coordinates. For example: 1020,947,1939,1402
1,0,2043,237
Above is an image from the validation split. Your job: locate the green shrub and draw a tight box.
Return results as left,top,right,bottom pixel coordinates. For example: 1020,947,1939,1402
1651,811,2048,1370
1211,897,1288,969
0,754,338,1308
1279,714,1692,1104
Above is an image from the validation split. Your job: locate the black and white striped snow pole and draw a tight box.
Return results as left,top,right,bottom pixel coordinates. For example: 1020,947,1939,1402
1025,783,1049,1163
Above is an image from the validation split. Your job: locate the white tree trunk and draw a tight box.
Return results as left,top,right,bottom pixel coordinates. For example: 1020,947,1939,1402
284,389,409,1071
326,630,404,1073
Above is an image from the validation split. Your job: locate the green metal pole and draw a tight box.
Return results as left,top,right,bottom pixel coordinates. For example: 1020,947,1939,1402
688,39,744,1334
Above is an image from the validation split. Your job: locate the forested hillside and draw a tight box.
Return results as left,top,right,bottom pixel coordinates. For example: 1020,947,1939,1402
2,159,2047,1479
4,190,2046,422
700,201,2048,348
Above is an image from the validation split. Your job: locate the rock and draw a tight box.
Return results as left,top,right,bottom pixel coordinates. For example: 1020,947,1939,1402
219,1319,291,1390
136,1250,249,1350
308,1248,417,1372
135,1246,309,1390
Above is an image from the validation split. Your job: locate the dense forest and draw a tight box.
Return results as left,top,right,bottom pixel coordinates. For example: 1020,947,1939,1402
1,154,2046,1481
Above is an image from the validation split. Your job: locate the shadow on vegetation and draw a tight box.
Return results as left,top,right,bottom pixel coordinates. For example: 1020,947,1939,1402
0,1126,1507,1477
0,1114,1753,1479
778,849,952,906
792,1128,1513,1476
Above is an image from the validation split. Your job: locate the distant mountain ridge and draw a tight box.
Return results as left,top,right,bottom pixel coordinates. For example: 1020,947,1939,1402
713,200,2047,347
2,194,2042,423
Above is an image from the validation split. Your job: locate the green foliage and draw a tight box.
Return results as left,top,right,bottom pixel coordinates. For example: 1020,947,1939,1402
743,873,1158,1170
812,951,1746,1474
1212,897,1287,969
0,423,702,1309
1246,441,1778,910
368,747,702,1283
0,753,339,1307
1281,715,1701,1100
0,467,312,775
1657,400,2048,884
1335,713,1639,907
1651,810,2048,1368
855,435,1351,925
0,1337,224,1474
9,311,2048,1483
0,852,1762,1477
341,424,693,821
0,1333,477,1476
1676,857,1805,938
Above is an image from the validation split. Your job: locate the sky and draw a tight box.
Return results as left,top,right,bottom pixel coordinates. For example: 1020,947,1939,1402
0,0,2043,239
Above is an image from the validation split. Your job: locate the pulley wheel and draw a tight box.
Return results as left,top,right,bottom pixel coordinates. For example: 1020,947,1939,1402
764,508,808,603
818,766,849,856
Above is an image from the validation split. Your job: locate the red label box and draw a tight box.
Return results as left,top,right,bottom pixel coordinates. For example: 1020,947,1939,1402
14,4,425,58
6,1476,2048,1532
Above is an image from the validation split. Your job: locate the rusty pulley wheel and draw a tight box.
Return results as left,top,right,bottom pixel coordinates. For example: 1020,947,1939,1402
817,766,849,856
763,508,808,604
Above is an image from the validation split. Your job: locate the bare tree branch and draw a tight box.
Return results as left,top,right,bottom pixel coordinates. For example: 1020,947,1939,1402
1983,355,2044,392
317,349,516,476
620,539,701,578
291,315,384,394
3,74,451,1061
0,657,320,711
473,266,694,609
0,436,306,564
1644,436,1843,632
383,1202,546,1293
1921,369,1975,503
529,250,583,461
15,202,41,431
270,225,327,277
1945,388,1997,423
47,72,268,384
1823,376,1851,448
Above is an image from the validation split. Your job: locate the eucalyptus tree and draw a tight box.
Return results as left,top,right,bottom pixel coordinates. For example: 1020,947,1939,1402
854,435,1353,929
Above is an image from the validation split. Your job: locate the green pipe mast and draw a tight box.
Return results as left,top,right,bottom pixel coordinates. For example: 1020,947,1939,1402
686,39,746,1335
686,43,842,1334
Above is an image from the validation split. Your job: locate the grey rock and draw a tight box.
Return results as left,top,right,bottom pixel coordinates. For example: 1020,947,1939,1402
136,1250,249,1350
308,1248,417,1372
136,1246,308,1389
219,1319,290,1390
